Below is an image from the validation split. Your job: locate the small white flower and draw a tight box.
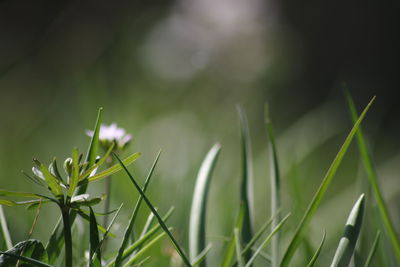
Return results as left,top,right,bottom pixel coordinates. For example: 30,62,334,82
86,123,132,149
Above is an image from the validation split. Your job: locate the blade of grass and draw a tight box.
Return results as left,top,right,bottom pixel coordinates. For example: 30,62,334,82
221,203,245,267
106,207,175,266
280,96,375,267
264,104,281,267
345,91,400,262
237,106,254,263
114,151,161,267
85,108,103,170
306,230,326,267
113,152,192,266
123,231,168,267
363,230,380,267
89,207,101,267
191,243,213,266
189,143,221,264
245,213,290,267
234,228,244,267
140,211,156,238
331,194,365,267
0,206,12,249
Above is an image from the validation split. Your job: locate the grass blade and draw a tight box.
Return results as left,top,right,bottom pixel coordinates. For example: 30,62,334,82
113,152,192,266
264,104,281,267
331,194,365,267
189,143,221,263
106,207,175,266
363,230,380,267
85,152,141,183
245,213,290,267
89,207,101,267
140,211,156,238
0,206,12,249
221,203,245,267
345,91,400,262
237,106,254,263
234,228,244,267
306,230,326,267
114,151,161,267
123,231,168,267
191,243,213,266
280,96,375,267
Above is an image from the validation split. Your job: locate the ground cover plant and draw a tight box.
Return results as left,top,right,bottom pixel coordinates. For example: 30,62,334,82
0,93,399,266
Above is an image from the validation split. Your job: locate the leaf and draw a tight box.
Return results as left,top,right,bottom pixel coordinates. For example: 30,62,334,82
0,206,12,249
244,213,290,267
306,230,326,267
114,151,161,267
237,106,254,263
221,203,245,267
49,158,64,183
234,228,244,267
85,108,103,170
70,194,103,208
113,152,192,266
264,103,281,267
0,190,44,198
280,97,375,267
191,243,213,266
83,152,141,183
363,230,380,267
189,143,221,264
89,207,101,267
122,231,168,267
67,148,80,197
79,143,115,181
140,211,156,238
0,239,49,267
106,207,175,266
34,159,63,199
76,209,115,237
345,91,400,262
331,194,365,267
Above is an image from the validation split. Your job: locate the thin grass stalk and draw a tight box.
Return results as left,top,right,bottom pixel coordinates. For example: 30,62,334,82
264,104,280,267
345,91,400,262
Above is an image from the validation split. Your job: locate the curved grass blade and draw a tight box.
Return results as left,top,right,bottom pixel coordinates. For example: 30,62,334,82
89,207,101,267
140,211,156,238
114,151,161,267
234,228,244,267
123,231,168,267
280,97,375,267
84,152,141,183
264,104,281,267
189,143,221,264
363,230,380,267
245,213,290,267
331,194,365,267
0,206,12,249
191,243,213,266
345,91,400,262
106,207,175,266
221,203,245,267
113,152,192,266
307,230,326,267
237,106,254,263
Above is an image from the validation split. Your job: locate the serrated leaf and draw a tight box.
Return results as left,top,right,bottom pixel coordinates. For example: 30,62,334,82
189,143,221,265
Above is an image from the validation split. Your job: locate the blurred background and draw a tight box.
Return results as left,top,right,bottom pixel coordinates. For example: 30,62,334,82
0,0,399,266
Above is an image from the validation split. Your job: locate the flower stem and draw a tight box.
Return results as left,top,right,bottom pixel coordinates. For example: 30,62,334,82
61,206,73,267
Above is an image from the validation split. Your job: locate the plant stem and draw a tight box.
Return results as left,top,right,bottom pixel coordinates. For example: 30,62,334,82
61,206,73,267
